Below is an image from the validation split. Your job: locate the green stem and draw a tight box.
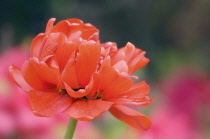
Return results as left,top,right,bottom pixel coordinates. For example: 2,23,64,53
64,118,78,139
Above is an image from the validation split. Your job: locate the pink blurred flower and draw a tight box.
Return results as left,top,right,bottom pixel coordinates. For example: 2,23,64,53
141,108,204,139
160,68,210,124
141,67,209,139
0,47,28,80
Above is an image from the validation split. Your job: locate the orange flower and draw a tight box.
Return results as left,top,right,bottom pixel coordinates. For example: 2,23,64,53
9,18,152,130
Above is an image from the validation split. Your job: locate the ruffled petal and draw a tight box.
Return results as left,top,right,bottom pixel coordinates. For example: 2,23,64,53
51,20,70,36
76,41,100,87
128,51,150,74
40,32,67,60
67,18,84,25
125,81,150,98
103,75,133,98
21,59,57,91
113,60,128,73
124,42,136,63
9,65,33,92
55,41,78,71
99,66,133,98
99,56,111,72
109,105,151,130
45,18,56,35
81,23,99,40
85,73,100,98
124,96,153,106
63,100,113,121
64,82,88,98
109,81,152,106
110,48,126,65
62,59,79,89
99,66,119,91
30,33,46,58
29,90,72,117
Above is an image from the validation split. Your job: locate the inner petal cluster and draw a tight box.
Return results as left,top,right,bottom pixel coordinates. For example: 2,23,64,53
9,18,152,130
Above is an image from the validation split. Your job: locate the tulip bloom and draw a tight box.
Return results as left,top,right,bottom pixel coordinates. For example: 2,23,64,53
9,18,152,130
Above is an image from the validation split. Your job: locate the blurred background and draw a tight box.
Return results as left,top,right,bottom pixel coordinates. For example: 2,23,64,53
0,0,209,139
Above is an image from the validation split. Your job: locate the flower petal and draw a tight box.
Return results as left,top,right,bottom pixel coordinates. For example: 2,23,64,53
124,42,136,62
9,65,33,92
76,41,100,87
103,75,133,98
21,59,57,91
64,83,88,98
117,81,152,106
29,90,72,117
113,60,128,73
99,56,111,72
63,100,113,121
109,105,151,130
99,66,119,93
125,81,150,98
30,33,46,58
51,20,70,36
81,23,99,40
111,48,126,65
46,18,56,35
39,32,67,60
55,41,78,71
85,73,100,98
62,59,79,89
128,51,150,74
99,66,133,98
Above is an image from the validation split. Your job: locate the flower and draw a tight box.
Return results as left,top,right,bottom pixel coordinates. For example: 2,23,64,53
9,18,152,130
159,68,210,134
140,108,205,139
140,67,210,139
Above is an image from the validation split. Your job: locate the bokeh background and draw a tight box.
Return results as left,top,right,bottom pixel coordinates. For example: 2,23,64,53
0,0,210,139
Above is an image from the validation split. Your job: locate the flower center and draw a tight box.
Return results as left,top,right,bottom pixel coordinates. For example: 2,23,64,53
73,88,83,91
59,88,67,94
59,88,102,100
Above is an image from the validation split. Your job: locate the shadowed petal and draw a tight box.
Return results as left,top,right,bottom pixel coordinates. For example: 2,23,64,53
99,66,119,91
30,33,46,58
108,81,152,106
103,75,133,98
125,81,150,98
99,56,111,72
109,105,151,130
85,73,100,98
128,51,150,74
21,59,57,91
39,32,67,60
63,100,113,121
55,41,78,71
64,83,88,98
113,60,128,73
62,60,79,89
110,48,126,65
9,65,33,92
76,41,100,87
29,90,72,117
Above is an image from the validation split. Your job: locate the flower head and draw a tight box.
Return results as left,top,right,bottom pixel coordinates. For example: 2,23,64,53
9,18,152,130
